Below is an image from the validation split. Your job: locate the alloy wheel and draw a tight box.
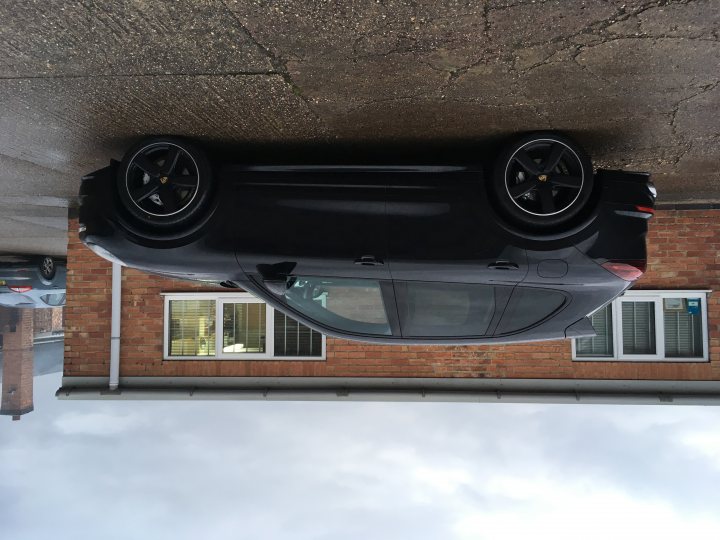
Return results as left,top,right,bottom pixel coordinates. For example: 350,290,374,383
40,256,54,279
504,139,585,217
125,143,201,217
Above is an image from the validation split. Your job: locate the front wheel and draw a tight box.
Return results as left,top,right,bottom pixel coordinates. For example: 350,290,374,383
117,137,213,229
492,132,594,229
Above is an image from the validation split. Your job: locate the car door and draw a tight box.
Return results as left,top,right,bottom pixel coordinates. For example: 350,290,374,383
387,169,528,284
393,280,513,339
227,168,391,280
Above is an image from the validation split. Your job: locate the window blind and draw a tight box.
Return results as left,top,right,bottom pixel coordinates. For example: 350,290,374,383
576,305,613,357
168,299,216,356
663,300,703,358
274,310,323,357
222,302,266,353
621,301,656,355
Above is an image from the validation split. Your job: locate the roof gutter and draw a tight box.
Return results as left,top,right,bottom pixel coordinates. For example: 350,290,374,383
56,377,720,406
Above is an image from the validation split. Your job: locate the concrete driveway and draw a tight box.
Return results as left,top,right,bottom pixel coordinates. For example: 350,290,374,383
1,0,718,255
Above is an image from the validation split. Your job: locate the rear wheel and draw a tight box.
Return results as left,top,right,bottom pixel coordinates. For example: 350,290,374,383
117,137,213,228
492,132,594,229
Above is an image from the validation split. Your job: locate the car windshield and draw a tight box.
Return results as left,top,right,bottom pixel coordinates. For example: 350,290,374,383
283,277,391,336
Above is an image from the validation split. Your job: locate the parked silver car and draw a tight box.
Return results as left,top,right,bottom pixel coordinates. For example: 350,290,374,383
0,255,66,308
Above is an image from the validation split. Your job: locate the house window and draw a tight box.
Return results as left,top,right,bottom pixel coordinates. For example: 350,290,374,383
573,291,709,362
274,310,324,357
222,302,266,354
168,299,216,357
164,293,325,360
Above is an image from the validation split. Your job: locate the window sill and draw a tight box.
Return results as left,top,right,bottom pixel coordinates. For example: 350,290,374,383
164,355,326,361
573,357,708,363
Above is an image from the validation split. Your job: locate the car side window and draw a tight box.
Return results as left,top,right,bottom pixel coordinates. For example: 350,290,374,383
495,287,566,335
395,281,497,337
283,277,392,336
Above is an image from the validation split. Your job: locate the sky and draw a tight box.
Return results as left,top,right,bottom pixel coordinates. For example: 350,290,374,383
2,372,720,540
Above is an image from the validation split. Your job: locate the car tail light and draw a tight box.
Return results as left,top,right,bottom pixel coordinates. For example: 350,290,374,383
635,205,655,215
9,286,32,293
601,260,646,281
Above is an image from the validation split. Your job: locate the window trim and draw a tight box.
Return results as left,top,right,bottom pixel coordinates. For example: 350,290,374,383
572,290,710,362
162,292,326,361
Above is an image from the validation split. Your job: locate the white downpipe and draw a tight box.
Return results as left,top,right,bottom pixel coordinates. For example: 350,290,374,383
109,262,121,390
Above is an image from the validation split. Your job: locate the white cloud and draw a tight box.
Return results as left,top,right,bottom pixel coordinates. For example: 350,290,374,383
454,485,720,540
53,411,148,436
680,430,720,465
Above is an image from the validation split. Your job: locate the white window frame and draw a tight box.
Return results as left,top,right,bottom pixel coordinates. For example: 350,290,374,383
572,290,710,362
162,292,326,361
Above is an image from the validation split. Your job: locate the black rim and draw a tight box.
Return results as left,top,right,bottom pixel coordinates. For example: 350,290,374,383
504,139,585,217
126,143,200,217
40,257,54,278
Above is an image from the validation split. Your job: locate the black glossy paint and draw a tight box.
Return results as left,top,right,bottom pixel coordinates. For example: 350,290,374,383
79,145,656,345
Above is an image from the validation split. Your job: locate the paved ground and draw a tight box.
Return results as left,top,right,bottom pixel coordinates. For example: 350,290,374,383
1,0,718,255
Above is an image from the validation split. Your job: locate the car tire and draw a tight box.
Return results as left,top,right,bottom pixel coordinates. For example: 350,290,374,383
117,137,213,229
38,256,56,281
492,132,594,229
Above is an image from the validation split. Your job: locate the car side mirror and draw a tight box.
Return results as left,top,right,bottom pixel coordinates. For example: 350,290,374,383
263,278,289,296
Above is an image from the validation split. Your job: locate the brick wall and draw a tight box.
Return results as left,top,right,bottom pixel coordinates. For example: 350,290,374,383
34,308,64,334
1,308,34,419
63,210,720,380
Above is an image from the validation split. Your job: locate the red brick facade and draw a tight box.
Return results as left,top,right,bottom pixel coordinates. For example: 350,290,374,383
1,308,34,419
63,210,719,381
33,308,64,334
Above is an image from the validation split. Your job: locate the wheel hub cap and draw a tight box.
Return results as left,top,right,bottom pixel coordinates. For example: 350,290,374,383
126,143,201,217
504,140,585,217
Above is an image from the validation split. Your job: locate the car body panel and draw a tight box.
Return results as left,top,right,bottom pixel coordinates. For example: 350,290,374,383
386,170,529,284
226,168,391,279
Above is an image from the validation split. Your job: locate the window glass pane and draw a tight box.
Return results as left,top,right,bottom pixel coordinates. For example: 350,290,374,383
222,302,266,353
284,277,391,336
621,301,656,355
274,311,323,357
397,282,495,337
495,287,566,335
169,300,216,356
576,304,614,357
663,298,703,358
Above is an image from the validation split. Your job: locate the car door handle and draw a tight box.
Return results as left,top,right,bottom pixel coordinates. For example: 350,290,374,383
354,255,384,266
488,260,519,270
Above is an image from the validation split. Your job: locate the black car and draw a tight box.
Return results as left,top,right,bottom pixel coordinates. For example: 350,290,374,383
78,132,656,344
0,254,66,308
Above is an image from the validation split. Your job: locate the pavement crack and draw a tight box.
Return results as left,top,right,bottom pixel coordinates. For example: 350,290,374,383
669,80,720,138
218,0,326,125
